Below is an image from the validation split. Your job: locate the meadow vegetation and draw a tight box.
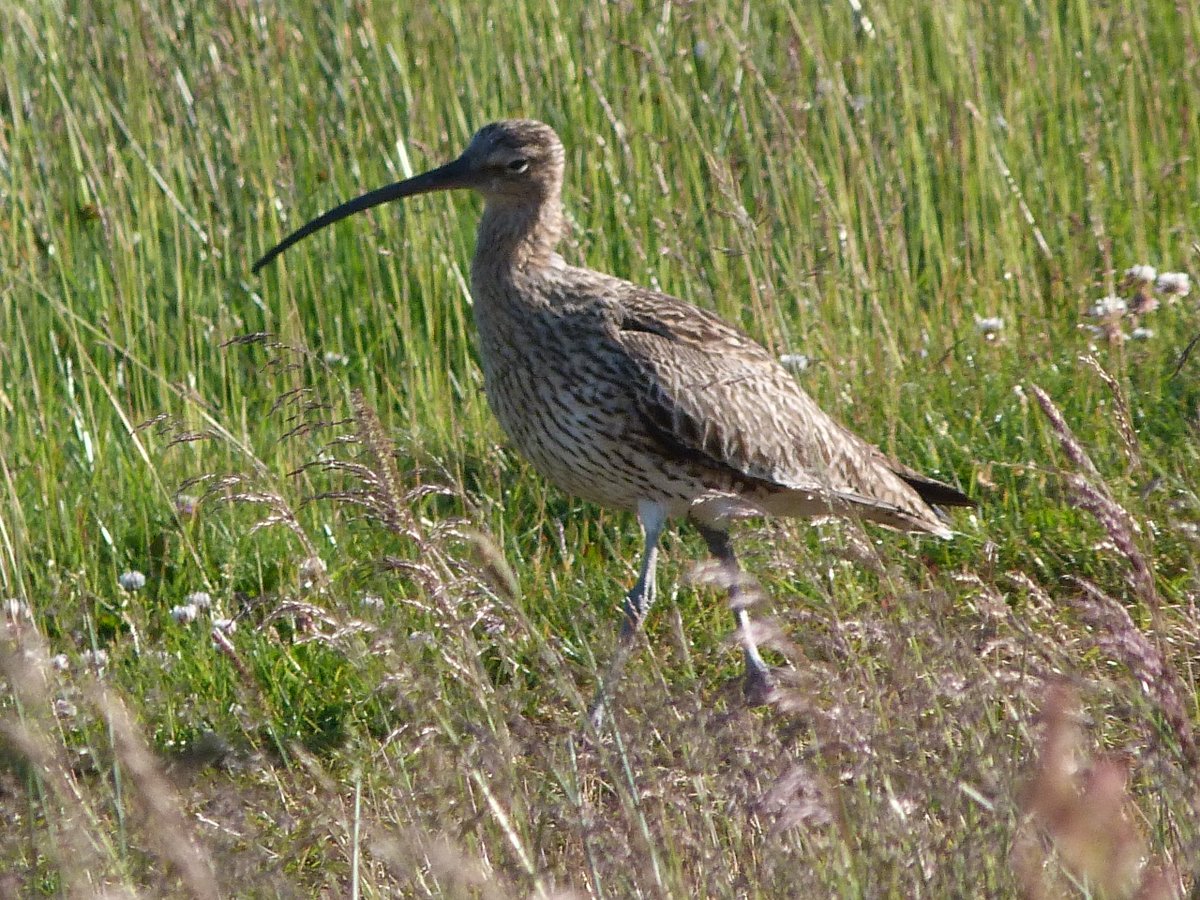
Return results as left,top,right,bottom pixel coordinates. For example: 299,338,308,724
2,0,1199,895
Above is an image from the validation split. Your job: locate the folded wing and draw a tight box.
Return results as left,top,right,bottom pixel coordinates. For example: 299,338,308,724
609,286,969,532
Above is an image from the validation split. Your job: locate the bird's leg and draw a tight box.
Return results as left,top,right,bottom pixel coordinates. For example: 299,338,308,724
620,531,660,638
588,501,667,730
696,524,775,705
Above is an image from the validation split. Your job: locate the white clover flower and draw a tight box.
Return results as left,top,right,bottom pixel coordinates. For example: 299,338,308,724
82,648,109,670
974,316,1004,336
51,653,70,672
1130,327,1154,340
361,594,385,610
1130,293,1160,314
1155,272,1191,296
1087,296,1127,318
1123,264,1157,284
779,353,813,373
212,618,237,636
185,591,213,610
118,570,147,592
170,604,199,625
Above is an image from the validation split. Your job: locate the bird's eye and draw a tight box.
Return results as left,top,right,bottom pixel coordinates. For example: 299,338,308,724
507,158,530,173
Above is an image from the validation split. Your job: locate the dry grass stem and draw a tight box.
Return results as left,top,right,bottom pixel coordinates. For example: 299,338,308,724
1014,683,1185,899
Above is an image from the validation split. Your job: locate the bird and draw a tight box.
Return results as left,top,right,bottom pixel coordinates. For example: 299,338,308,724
253,119,972,726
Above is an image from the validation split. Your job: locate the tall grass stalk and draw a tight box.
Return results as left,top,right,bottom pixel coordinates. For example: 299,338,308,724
2,0,1198,894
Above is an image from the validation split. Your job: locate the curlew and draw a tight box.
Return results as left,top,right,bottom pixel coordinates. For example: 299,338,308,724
254,119,972,724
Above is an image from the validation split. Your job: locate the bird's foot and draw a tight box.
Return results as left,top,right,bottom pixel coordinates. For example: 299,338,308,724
743,667,777,707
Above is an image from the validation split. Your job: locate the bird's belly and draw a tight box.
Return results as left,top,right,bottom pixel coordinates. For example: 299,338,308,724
482,365,702,514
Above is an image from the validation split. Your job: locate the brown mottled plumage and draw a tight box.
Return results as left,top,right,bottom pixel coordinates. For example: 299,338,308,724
254,119,972,723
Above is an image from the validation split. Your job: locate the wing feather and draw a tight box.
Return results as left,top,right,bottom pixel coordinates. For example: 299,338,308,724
609,286,962,528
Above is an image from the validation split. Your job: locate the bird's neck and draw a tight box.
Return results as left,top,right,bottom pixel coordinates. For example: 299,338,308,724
473,195,565,277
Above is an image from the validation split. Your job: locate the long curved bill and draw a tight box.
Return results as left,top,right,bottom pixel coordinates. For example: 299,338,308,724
252,156,473,273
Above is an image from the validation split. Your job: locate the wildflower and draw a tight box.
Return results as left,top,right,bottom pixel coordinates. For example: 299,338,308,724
185,591,213,610
54,700,78,724
323,351,349,366
51,653,70,672
1123,265,1156,285
54,699,78,719
1079,323,1125,344
82,648,108,671
1129,294,1159,315
212,617,237,636
975,316,1004,337
1086,296,1127,319
779,353,813,373
1155,272,1190,296
118,570,146,592
175,495,199,517
361,594,385,610
1130,327,1154,340
170,604,199,625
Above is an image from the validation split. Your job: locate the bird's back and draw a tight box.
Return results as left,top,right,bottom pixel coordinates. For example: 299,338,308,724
470,261,968,534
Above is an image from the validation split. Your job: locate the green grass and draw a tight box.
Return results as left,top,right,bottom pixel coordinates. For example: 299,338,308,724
2,0,1199,895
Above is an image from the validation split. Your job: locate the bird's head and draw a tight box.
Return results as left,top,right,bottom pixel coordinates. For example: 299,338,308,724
253,119,565,272
459,119,565,202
